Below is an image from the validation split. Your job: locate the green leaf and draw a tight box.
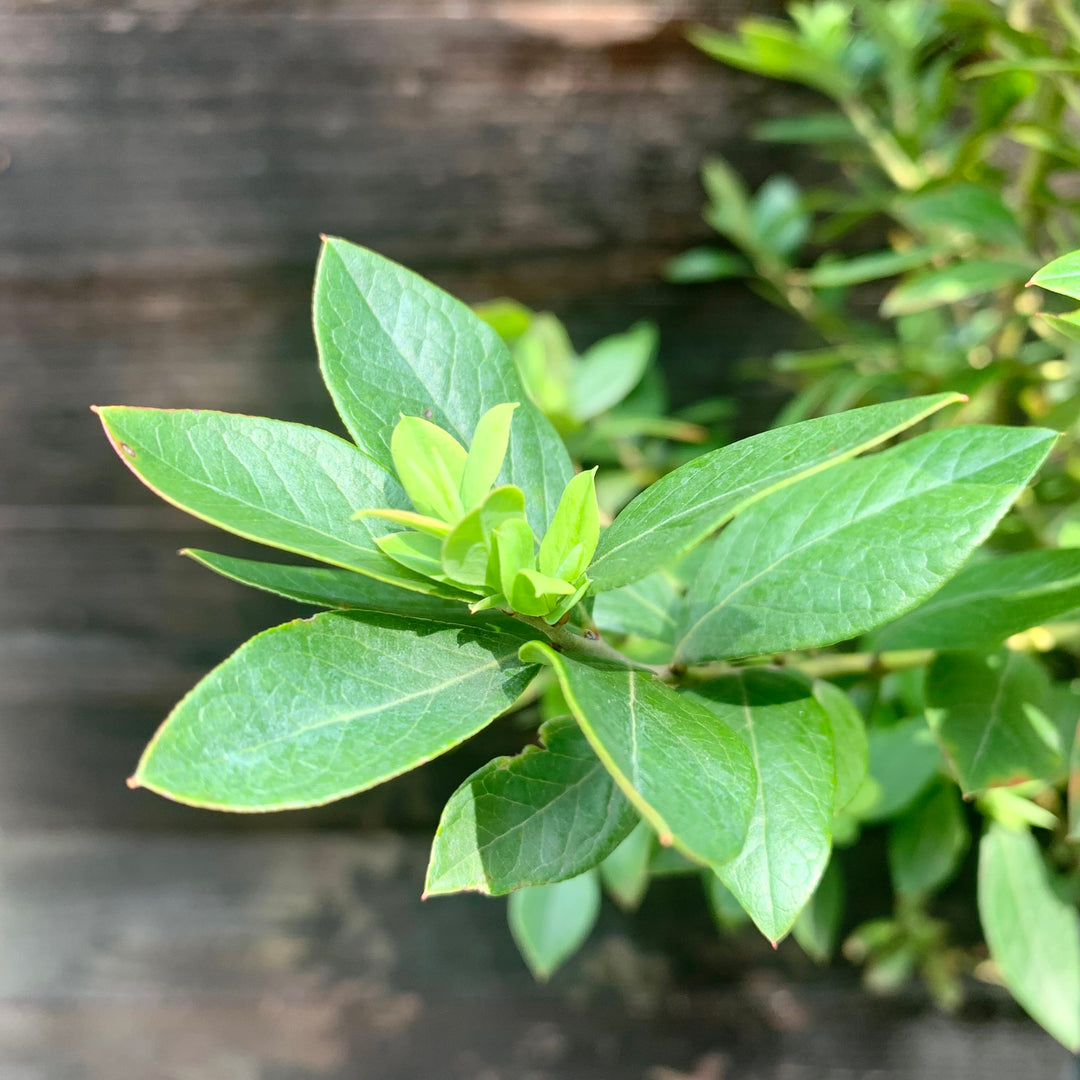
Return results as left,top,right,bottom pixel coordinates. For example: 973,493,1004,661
425,716,636,897
1036,310,1080,343
792,857,843,963
798,247,937,289
538,469,599,582
978,823,1080,1051
685,669,835,943
888,781,969,896
353,507,450,538
698,155,755,249
593,571,680,645
881,260,1032,317
869,549,1080,652
95,407,435,592
1069,718,1080,841
442,486,527,587
460,403,519,510
1029,249,1080,301
591,393,964,593
490,517,536,595
705,874,751,931
183,549,474,613
520,643,756,869
895,184,1024,248
571,323,656,422
813,679,868,811
860,718,942,823
510,569,575,617
676,426,1057,663
473,299,534,343
751,175,809,258
508,871,601,981
663,247,750,283
599,821,653,911
313,238,573,534
926,649,1061,795
375,530,456,583
132,611,537,811
390,414,467,523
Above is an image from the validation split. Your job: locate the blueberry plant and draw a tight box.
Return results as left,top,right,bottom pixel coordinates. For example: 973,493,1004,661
664,0,1080,1047
98,239,1079,1049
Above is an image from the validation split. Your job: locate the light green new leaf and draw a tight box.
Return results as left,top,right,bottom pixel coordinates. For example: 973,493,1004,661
685,669,835,943
425,716,636,897
314,238,573,534
538,469,599,582
926,648,1060,795
590,393,963,593
460,402,518,510
376,531,454,583
571,322,656,422
1037,310,1080,343
510,569,575,617
508,871,601,981
491,517,536,597
1029,249,1080,300
521,643,755,870
676,426,1056,663
96,407,435,592
390,414,467,523
599,821,653,911
593,571,680,645
813,679,868,811
881,260,1032,317
978,823,1080,1050
860,717,942,823
792,857,843,963
869,549,1080,652
132,611,537,811
183,549,474,613
888,781,969,896
442,486,526,587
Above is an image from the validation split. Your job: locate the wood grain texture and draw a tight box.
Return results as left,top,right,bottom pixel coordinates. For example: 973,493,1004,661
0,832,1069,1079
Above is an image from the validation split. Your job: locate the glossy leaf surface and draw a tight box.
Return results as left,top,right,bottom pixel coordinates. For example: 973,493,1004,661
590,394,963,593
686,669,835,943
97,407,431,589
313,238,573,534
676,426,1056,662
425,716,636,897
521,643,755,869
133,611,537,811
870,549,1080,652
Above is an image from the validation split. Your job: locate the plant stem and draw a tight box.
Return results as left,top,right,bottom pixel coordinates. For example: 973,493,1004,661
839,97,927,191
510,613,668,675
679,648,935,683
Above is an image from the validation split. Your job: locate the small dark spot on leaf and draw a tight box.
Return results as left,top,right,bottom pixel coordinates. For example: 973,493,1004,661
423,408,433,419
583,628,599,640
120,443,136,458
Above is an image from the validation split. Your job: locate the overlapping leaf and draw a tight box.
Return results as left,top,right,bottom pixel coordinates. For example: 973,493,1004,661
132,611,537,811
590,393,963,593
685,669,835,943
184,549,473,616
676,426,1056,663
95,407,453,594
926,648,1061,794
521,643,756,869
424,716,636,896
508,872,600,980
313,238,573,534
870,549,1080,652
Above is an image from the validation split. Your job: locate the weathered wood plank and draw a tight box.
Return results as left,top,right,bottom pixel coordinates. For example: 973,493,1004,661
0,0,793,281
0,832,1068,1079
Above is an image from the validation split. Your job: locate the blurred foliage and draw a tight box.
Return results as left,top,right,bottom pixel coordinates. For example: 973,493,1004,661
663,0,1080,1041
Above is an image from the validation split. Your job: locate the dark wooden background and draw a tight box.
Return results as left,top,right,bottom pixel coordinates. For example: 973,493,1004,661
3,3,1071,1076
